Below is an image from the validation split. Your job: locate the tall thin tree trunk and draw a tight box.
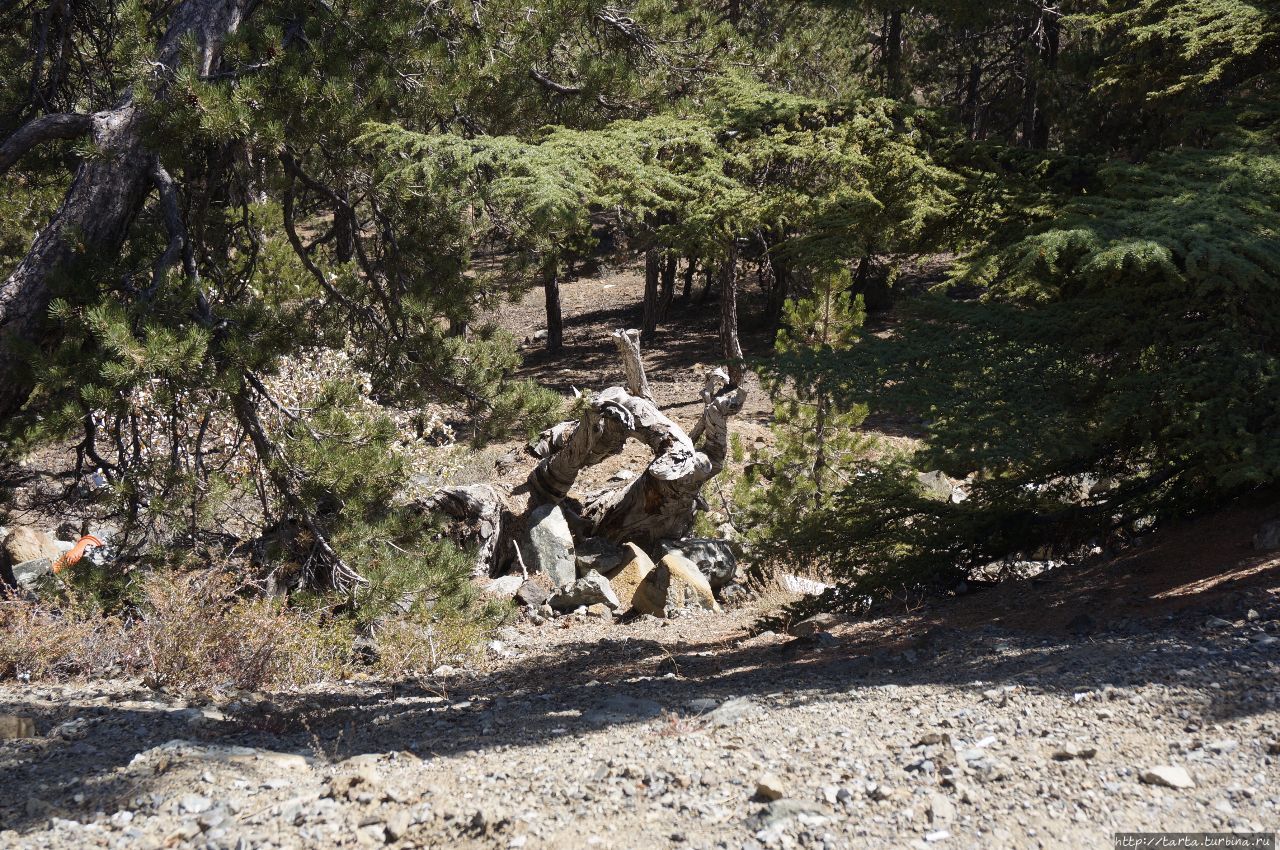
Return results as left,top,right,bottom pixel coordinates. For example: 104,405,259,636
681,257,696,300
766,257,789,330
1021,3,1059,149
640,247,661,342
658,252,676,321
699,266,715,304
543,263,563,353
719,243,744,386
963,60,982,139
885,10,904,97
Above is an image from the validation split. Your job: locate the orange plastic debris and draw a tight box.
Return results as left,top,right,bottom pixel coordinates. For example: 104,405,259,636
51,535,105,574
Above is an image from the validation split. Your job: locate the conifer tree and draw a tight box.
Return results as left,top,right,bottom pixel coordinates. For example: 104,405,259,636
734,267,871,577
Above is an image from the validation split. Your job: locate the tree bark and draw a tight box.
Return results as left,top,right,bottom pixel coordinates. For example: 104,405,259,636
719,243,745,386
417,483,507,577
681,256,696,300
528,371,745,549
0,0,251,420
0,112,92,175
764,247,789,330
640,247,661,341
1021,3,1059,149
543,264,563,352
885,10,905,97
611,328,653,401
658,252,677,321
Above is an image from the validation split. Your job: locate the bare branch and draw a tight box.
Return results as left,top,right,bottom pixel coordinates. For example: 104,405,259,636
148,158,198,292
528,67,625,110
0,111,92,176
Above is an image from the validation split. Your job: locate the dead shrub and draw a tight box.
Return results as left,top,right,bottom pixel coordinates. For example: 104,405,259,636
137,571,352,691
0,591,133,680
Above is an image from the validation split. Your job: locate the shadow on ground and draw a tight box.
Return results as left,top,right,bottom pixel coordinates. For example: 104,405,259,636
1,550,1275,834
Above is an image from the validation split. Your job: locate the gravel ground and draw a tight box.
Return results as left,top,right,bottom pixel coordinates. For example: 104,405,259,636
1,592,1277,850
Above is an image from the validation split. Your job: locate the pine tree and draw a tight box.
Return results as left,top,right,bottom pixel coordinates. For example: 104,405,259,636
734,267,872,579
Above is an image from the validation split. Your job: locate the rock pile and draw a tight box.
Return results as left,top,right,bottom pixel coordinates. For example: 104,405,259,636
499,507,741,619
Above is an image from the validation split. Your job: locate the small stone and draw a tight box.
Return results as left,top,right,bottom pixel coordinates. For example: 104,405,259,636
1052,743,1097,761
0,715,36,739
917,732,950,747
515,580,549,608
1246,608,1260,621
1206,739,1237,754
7,558,54,591
1140,765,1195,789
608,543,654,610
704,697,757,727
484,575,523,598
654,538,738,589
547,570,620,612
1252,519,1280,551
928,793,955,825
179,794,213,814
755,772,786,802
631,553,720,617
1205,616,1233,629
575,537,627,577
790,613,840,638
384,810,411,841
2,527,60,567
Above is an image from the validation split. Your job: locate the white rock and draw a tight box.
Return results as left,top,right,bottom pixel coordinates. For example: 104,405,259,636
755,772,786,801
1140,765,1195,789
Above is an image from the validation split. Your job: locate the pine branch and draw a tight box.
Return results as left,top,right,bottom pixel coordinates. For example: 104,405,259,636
0,111,92,176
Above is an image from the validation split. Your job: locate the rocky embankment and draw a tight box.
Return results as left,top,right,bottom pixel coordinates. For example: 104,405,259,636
1,591,1277,850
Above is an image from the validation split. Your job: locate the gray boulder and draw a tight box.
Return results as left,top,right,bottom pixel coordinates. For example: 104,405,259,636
7,558,53,592
483,575,523,598
523,504,576,588
1254,519,1280,551
575,536,626,577
547,570,620,612
915,470,956,501
515,580,549,608
655,538,737,589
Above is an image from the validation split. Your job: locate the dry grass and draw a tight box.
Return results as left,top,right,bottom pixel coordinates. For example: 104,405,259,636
136,571,355,691
0,569,506,691
0,592,133,681
0,573,354,691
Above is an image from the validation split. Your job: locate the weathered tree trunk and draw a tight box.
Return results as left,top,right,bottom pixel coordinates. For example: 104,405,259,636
640,247,661,341
611,328,653,401
719,243,745,386
528,370,745,548
416,483,507,577
0,0,251,419
543,265,563,352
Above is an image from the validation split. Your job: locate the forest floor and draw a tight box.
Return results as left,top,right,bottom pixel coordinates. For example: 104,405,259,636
2,502,1277,850
2,264,1279,849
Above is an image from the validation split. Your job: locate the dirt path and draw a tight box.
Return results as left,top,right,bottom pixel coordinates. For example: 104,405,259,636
2,559,1277,850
